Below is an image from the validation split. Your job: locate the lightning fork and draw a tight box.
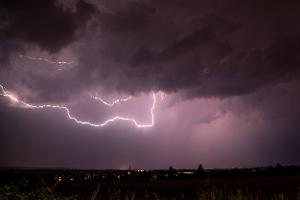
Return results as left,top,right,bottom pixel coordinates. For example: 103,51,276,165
0,84,156,128
90,95,132,107
18,54,74,65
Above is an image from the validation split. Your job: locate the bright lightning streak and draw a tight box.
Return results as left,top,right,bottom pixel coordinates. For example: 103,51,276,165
18,54,74,65
90,95,132,107
0,84,156,128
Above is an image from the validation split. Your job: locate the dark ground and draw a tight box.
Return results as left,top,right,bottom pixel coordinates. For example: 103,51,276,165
1,165,300,199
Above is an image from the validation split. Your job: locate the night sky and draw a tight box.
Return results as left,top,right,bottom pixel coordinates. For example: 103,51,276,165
1,0,300,169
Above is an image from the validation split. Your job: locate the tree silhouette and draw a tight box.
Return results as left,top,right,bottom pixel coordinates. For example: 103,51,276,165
196,164,206,178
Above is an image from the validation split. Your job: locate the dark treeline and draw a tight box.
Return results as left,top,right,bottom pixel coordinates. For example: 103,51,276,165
1,164,300,199
1,164,300,183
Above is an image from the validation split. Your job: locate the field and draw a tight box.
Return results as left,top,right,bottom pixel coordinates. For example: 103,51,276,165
1,166,300,199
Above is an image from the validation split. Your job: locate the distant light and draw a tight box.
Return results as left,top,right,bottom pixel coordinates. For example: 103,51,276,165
183,171,194,175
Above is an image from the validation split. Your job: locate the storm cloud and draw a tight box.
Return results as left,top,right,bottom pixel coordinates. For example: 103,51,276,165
1,0,300,169
0,0,299,100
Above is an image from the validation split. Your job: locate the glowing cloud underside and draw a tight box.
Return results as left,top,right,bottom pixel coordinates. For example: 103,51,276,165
0,84,156,128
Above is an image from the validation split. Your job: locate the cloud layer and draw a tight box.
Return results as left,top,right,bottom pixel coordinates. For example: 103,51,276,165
0,0,299,100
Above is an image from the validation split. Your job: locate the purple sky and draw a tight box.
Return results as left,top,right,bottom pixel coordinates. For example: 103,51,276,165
0,0,300,169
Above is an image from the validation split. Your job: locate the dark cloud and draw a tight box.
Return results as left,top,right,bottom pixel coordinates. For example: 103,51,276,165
1,0,300,101
0,0,96,101
0,0,95,64
131,27,215,66
64,0,300,98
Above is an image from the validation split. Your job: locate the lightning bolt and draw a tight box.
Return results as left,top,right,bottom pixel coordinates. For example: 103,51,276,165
0,84,156,128
18,54,74,65
90,94,132,107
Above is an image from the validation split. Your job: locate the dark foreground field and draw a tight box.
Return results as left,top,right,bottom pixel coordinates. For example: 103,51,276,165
1,165,300,199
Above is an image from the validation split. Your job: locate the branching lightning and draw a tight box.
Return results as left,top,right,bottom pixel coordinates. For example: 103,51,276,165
90,94,132,107
0,84,156,128
18,54,74,65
